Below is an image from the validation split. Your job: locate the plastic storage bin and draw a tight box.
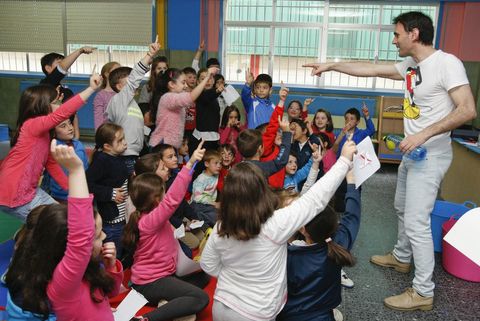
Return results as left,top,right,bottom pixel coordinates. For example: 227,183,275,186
442,217,480,282
430,200,476,252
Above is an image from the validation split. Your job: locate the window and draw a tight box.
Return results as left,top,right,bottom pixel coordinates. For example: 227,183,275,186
223,0,438,90
0,0,151,75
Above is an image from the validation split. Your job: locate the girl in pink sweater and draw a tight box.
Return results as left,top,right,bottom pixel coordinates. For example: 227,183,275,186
124,142,209,321
5,140,123,321
0,72,102,221
149,67,218,149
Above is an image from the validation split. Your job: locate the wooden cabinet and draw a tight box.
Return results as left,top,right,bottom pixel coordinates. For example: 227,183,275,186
377,96,404,164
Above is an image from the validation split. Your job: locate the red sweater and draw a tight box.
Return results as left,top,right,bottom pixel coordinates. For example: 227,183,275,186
0,95,84,207
261,104,286,189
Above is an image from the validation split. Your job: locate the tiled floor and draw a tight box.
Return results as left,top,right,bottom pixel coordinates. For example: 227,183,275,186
339,164,480,321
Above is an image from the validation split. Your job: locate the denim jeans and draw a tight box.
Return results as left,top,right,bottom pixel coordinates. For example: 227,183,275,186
0,188,57,222
392,149,452,297
102,221,126,258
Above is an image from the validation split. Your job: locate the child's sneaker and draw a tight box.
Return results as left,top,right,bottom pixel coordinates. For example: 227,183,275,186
333,308,344,321
341,269,354,288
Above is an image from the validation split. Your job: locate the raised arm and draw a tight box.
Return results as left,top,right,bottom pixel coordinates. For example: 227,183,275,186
192,40,205,72
399,84,477,153
190,67,219,101
140,141,206,232
59,46,96,72
47,140,93,300
303,62,403,81
265,141,356,244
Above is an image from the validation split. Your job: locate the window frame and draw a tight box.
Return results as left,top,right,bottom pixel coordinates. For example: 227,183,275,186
221,0,439,90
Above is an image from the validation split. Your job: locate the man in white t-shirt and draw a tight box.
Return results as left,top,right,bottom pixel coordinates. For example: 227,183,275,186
304,11,476,312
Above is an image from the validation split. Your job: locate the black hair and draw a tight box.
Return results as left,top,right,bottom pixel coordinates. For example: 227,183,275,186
393,11,434,46
305,205,356,267
182,66,197,75
345,108,361,121
254,73,272,88
206,57,220,68
40,53,64,75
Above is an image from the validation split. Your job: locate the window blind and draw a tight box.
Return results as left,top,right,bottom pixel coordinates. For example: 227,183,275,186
65,0,152,46
0,0,64,52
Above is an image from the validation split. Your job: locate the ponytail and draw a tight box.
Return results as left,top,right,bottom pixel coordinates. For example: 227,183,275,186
305,205,356,267
326,240,356,267
122,173,165,268
121,210,141,268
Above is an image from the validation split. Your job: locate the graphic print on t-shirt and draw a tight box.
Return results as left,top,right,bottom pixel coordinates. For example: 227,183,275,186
403,66,422,120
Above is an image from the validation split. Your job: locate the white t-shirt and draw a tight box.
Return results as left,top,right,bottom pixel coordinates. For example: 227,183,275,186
200,157,352,320
395,50,469,154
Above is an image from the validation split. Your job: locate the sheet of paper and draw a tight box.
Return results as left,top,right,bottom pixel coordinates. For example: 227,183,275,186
113,288,149,321
175,241,202,277
353,137,380,189
222,84,241,105
189,220,204,230
143,125,151,136
174,224,185,239
443,208,480,267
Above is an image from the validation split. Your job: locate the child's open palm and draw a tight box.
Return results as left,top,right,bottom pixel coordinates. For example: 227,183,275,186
362,101,369,118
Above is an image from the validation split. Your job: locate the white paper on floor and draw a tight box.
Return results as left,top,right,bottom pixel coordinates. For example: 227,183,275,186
443,207,480,267
113,288,149,321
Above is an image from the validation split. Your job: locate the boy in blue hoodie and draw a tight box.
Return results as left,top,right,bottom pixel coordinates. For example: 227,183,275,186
241,70,275,129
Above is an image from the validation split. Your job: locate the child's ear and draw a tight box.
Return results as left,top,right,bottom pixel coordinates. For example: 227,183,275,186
257,145,264,156
103,143,112,151
44,64,54,74
167,80,175,90
269,87,273,95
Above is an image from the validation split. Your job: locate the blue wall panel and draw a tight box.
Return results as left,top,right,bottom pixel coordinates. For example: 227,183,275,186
167,0,201,51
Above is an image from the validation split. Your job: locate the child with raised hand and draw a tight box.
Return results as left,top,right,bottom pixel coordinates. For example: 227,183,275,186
0,68,102,221
219,104,245,164
86,123,129,258
284,143,323,193
130,152,203,252
312,108,336,145
124,141,210,321
5,140,123,321
41,118,89,203
149,66,219,150
188,67,223,154
200,140,357,321
287,98,313,121
138,56,168,115
106,38,161,173
277,168,361,321
333,102,375,158
40,46,96,139
241,69,275,129
93,61,120,129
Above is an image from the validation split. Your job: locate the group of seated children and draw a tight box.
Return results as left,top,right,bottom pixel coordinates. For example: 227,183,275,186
0,37,376,321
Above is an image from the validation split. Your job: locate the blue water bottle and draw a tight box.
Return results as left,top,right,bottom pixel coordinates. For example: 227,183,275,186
383,134,427,161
